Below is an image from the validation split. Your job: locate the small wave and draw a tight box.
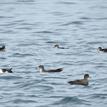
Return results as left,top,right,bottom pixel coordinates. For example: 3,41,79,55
0,16,13,19
46,41,67,44
1,30,17,34
12,53,33,57
46,41,58,44
71,21,84,25
17,0,35,3
35,31,54,34
17,42,40,47
52,96,90,105
16,79,54,91
89,93,107,99
51,12,65,16
93,17,107,21
36,85,54,91
87,41,104,45
80,17,92,20
61,21,83,26
0,75,22,80
0,57,6,60
36,105,50,107
16,27,32,30
0,1,35,5
11,99,36,104
0,22,17,27
58,1,76,5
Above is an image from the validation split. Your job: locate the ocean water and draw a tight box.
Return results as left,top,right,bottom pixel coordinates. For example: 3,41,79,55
0,0,107,107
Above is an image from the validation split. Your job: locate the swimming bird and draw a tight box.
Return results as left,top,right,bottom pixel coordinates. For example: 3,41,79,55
38,65,63,73
98,47,107,52
0,45,5,51
0,68,13,74
54,44,65,49
68,74,90,86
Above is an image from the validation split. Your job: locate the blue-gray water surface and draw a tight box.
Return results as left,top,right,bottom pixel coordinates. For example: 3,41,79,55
0,0,107,107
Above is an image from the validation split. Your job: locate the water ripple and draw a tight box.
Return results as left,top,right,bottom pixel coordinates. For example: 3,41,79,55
11,99,37,104
58,1,76,5
0,0,107,106
52,96,90,105
61,21,84,26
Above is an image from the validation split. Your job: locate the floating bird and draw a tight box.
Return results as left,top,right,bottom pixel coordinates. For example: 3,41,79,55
54,44,65,49
98,47,107,52
68,74,90,86
0,68,13,74
38,65,63,73
0,45,5,51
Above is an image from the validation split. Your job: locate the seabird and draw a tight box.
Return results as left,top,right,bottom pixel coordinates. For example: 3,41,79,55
98,47,107,52
54,44,65,49
38,65,63,73
0,45,5,51
68,74,90,86
0,68,13,74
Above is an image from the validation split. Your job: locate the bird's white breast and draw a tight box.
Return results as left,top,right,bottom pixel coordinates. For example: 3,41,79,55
0,69,3,74
39,68,43,73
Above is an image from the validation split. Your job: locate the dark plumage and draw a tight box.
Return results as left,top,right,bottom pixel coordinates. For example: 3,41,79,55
98,47,107,52
0,68,13,74
54,44,65,49
38,65,63,73
0,45,5,51
68,74,90,86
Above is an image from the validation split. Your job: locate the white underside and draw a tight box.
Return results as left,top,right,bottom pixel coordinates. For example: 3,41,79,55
0,69,3,74
39,68,47,74
0,69,8,74
39,68,43,73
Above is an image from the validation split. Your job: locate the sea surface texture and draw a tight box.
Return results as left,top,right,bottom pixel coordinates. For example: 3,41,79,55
0,0,107,107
